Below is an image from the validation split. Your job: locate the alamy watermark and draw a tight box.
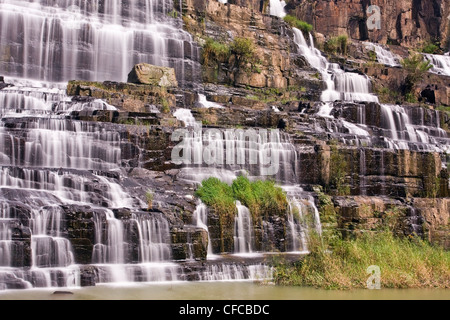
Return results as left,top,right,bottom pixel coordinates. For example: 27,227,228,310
367,5,381,30
366,265,381,289
171,123,282,176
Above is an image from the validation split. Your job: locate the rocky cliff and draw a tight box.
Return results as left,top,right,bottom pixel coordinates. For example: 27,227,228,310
0,0,449,290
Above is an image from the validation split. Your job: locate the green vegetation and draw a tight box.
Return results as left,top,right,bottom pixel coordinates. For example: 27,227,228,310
167,9,178,19
201,37,231,66
145,190,154,210
274,231,450,289
401,53,433,97
420,41,440,54
375,87,401,104
232,176,289,220
324,35,349,56
195,176,288,220
195,177,236,220
230,37,256,66
329,144,350,196
283,15,313,34
367,49,377,62
160,97,171,113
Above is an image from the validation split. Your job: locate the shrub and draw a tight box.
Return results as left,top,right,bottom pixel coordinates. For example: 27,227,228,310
231,176,288,220
195,177,236,219
421,42,440,54
324,35,349,56
202,37,230,66
230,37,256,66
145,190,154,210
283,15,313,34
401,53,433,94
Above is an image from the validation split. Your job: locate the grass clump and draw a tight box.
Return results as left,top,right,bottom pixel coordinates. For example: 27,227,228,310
230,37,256,66
401,53,433,99
324,35,349,56
283,15,313,34
195,176,288,220
195,177,236,219
202,37,231,66
274,231,450,290
231,176,288,220
421,41,440,54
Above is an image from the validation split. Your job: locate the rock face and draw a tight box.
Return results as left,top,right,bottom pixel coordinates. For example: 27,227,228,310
67,80,177,113
285,0,449,48
127,63,179,87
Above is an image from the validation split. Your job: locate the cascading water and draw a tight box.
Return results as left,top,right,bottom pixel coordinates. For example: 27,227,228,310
365,43,400,67
0,0,196,290
293,29,448,155
173,106,318,259
174,126,299,185
0,0,200,85
292,28,379,103
233,201,255,254
424,53,450,76
269,0,287,18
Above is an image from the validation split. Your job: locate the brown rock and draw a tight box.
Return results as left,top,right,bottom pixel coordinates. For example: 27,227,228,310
127,63,178,87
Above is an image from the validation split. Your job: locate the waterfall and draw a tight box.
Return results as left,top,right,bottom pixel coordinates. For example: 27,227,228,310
233,201,255,254
173,108,199,128
199,263,273,281
283,185,322,253
424,53,450,76
365,43,400,67
379,104,438,151
269,0,287,18
192,201,214,258
0,0,200,86
198,94,224,109
292,28,379,103
175,127,298,185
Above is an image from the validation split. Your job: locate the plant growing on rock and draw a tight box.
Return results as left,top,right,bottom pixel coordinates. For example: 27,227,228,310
230,37,256,67
401,53,433,98
283,15,313,35
195,177,236,220
195,176,288,221
201,37,231,66
231,176,288,220
328,144,350,196
146,190,154,210
324,35,349,56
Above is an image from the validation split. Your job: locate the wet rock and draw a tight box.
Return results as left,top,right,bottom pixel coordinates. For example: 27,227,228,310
171,227,209,261
127,63,178,87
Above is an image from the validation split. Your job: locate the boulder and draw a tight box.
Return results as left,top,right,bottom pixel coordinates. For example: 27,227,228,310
127,63,178,87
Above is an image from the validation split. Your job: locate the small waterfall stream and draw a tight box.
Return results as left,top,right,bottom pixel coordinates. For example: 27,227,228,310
424,53,450,76
292,28,379,103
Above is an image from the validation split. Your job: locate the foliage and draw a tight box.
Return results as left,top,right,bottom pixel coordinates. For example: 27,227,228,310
160,97,171,113
230,37,256,66
201,37,230,66
195,176,288,221
145,190,154,210
274,231,450,290
194,177,236,219
324,35,349,56
329,144,350,196
421,42,440,54
231,176,288,220
283,15,313,34
401,53,433,94
367,49,377,62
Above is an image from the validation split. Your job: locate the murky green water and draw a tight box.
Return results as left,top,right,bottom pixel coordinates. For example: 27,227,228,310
0,281,448,300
